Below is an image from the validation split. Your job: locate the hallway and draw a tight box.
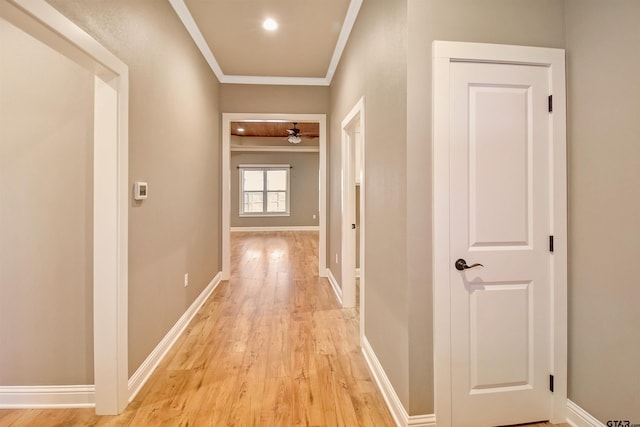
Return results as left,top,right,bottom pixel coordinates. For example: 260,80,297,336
0,232,394,426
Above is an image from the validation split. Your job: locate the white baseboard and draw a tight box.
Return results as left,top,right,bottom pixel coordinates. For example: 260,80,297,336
230,226,319,232
408,413,437,427
361,336,435,427
567,399,606,427
128,272,222,401
326,268,342,304
0,385,95,409
0,273,223,409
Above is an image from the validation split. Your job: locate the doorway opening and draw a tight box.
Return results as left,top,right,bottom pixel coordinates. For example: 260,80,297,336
340,98,365,334
221,113,327,280
1,0,129,414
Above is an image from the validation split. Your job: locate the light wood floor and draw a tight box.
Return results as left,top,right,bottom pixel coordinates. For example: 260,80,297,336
506,425,570,427
0,232,394,426
0,231,572,427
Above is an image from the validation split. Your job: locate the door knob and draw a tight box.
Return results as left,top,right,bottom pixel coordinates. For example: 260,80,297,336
455,258,483,271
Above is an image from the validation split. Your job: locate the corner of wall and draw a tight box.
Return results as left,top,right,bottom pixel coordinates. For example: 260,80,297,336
361,336,436,427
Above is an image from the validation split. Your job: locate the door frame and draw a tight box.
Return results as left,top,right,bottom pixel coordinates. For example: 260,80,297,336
2,0,129,414
340,97,365,313
221,113,327,279
432,41,567,426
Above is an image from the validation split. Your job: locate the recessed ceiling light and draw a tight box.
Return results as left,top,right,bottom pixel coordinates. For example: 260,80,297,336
263,18,278,31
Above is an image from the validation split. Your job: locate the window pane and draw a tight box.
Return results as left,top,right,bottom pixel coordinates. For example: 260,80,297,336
267,170,287,191
267,191,287,212
243,192,264,213
243,170,264,191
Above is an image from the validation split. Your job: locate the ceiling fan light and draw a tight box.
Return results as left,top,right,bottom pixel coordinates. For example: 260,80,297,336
288,135,302,144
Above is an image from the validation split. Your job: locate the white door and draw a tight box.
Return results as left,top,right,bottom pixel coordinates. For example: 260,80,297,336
449,61,552,426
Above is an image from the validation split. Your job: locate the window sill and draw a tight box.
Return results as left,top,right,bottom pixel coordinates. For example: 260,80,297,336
239,213,291,218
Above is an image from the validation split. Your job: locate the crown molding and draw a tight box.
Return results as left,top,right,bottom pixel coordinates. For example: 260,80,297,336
168,0,362,86
220,74,330,86
326,0,362,83
168,0,225,79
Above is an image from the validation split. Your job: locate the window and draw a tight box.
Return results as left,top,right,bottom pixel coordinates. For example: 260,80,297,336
239,165,290,216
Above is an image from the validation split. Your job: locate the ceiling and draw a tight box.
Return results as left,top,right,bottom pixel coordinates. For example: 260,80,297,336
231,121,319,138
169,0,362,86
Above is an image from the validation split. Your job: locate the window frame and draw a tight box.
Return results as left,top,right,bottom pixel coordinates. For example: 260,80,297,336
238,164,291,217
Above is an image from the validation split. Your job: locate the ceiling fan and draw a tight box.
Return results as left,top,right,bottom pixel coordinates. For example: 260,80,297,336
287,122,303,144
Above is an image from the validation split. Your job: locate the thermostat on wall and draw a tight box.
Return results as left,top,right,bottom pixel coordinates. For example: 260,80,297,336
134,182,148,200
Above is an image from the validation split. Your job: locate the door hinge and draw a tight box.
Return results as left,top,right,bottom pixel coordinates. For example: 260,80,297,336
548,95,553,113
549,235,554,253
549,374,555,392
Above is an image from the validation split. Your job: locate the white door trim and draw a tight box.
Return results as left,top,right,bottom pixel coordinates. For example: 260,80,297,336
341,96,367,343
221,113,327,279
432,41,567,426
3,0,129,414
340,99,362,308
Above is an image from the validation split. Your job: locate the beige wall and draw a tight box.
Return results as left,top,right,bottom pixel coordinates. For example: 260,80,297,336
46,0,222,376
0,18,94,385
220,84,329,114
329,0,410,409
565,0,640,421
230,151,319,228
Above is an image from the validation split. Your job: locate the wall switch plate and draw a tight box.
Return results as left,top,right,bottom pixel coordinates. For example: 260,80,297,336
134,181,148,200
184,273,189,287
